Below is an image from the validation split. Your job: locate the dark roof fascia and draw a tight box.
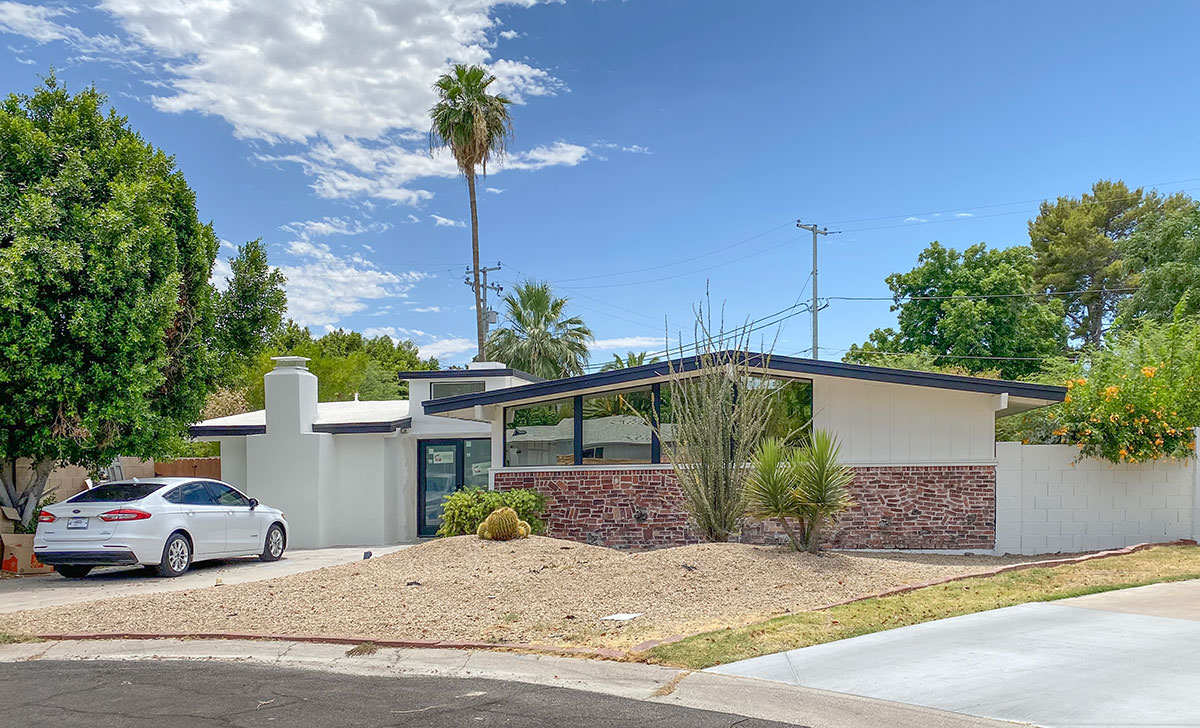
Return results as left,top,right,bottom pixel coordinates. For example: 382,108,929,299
312,417,412,434
422,352,1067,415
188,424,266,437
397,368,545,383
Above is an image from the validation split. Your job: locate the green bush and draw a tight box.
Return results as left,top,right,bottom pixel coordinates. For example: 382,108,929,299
437,488,547,537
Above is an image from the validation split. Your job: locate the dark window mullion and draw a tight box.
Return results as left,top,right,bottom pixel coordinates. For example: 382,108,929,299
573,395,583,465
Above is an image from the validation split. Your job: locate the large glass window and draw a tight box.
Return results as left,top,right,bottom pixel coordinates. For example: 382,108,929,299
763,378,813,444
430,380,486,399
582,387,654,463
504,398,575,466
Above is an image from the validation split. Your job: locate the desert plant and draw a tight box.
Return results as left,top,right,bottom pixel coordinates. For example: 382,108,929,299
476,506,531,540
437,487,546,537
745,438,805,551
653,296,777,542
793,430,856,552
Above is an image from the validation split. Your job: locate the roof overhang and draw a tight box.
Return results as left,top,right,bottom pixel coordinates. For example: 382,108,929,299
189,417,412,438
422,352,1066,419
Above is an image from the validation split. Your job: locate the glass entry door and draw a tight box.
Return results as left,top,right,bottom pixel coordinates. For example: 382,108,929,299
418,438,490,536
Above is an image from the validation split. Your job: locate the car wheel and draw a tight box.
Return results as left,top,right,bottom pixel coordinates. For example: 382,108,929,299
260,524,285,562
54,565,93,579
155,532,192,577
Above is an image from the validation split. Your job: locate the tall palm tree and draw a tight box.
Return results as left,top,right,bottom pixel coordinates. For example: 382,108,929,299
487,281,593,379
599,351,661,371
429,64,513,361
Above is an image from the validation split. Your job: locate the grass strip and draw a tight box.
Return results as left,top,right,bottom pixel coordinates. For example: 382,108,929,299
647,545,1200,669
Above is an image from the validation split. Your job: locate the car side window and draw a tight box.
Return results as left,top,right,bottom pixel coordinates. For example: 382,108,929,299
205,481,251,507
175,482,216,506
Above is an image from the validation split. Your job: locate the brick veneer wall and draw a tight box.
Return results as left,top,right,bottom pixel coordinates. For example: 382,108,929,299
493,464,996,550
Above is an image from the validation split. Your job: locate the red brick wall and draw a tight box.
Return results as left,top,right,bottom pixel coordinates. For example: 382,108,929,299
493,464,996,550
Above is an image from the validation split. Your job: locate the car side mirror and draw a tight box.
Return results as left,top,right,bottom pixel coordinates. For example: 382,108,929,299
248,498,259,510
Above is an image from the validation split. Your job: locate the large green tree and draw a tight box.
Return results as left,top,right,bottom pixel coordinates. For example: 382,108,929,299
214,238,287,379
0,76,218,525
487,281,593,379
1028,180,1189,346
846,242,1067,379
1118,204,1200,325
429,64,513,361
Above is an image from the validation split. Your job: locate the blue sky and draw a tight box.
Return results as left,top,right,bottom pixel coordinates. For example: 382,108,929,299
2,1,1198,367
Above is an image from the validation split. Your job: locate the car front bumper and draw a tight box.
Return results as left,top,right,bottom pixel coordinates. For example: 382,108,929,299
33,550,140,566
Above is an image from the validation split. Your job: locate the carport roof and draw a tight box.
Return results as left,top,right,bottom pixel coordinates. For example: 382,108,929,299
190,400,412,437
422,351,1067,418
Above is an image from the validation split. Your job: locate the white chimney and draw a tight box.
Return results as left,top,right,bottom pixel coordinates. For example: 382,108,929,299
264,356,318,434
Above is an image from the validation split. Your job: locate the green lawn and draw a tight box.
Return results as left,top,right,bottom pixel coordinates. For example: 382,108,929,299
647,545,1200,670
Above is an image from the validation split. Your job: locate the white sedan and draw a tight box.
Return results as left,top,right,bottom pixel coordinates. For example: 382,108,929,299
34,477,288,578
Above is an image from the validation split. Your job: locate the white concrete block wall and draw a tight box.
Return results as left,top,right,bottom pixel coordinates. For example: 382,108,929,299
995,441,1197,555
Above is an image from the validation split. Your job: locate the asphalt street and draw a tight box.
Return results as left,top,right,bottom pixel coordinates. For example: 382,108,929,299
4,659,801,727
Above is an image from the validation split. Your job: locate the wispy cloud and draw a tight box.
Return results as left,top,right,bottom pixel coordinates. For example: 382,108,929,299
419,337,475,359
485,187,505,194
954,212,974,218
903,216,927,223
431,214,466,228
280,216,390,240
591,336,665,352
278,241,428,328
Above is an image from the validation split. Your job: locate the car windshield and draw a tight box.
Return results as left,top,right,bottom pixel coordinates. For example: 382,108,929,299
68,482,164,503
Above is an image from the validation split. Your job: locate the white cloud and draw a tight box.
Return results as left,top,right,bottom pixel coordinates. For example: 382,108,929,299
621,144,651,154
280,216,390,240
0,1,589,204
404,214,421,224
954,212,974,218
278,241,428,328
209,254,233,292
418,337,476,359
363,326,428,341
591,336,665,352
498,29,520,40
903,216,927,223
431,214,466,228
412,305,445,313
485,187,505,194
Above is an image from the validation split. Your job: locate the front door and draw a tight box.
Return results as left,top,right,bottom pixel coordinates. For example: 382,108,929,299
418,439,490,536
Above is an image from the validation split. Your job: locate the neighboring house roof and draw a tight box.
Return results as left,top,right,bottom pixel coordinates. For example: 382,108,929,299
191,400,413,437
508,415,673,447
423,351,1067,418
397,367,545,383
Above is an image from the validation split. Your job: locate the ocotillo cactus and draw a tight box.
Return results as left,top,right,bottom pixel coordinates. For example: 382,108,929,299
476,506,532,540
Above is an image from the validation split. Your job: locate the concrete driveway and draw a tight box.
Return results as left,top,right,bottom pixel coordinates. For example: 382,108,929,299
0,545,409,614
710,579,1200,728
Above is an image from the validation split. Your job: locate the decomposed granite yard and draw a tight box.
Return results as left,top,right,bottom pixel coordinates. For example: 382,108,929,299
1,536,1063,650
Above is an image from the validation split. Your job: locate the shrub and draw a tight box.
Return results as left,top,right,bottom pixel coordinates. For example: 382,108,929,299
437,487,547,537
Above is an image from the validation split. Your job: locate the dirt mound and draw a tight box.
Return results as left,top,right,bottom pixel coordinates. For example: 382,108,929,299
0,536,1041,650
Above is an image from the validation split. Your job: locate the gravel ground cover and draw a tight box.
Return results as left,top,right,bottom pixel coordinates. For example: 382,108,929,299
0,536,1059,650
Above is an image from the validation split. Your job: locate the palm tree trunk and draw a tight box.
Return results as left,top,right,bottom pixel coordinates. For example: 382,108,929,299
805,517,823,553
467,167,486,361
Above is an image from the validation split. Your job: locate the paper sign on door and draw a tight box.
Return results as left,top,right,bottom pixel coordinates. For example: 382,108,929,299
471,462,489,476
431,451,454,464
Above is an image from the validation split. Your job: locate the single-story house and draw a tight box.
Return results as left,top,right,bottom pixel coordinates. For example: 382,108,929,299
192,352,1069,551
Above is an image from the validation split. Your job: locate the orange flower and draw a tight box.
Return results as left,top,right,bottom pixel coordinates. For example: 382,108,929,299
1141,366,1158,378
1103,385,1120,401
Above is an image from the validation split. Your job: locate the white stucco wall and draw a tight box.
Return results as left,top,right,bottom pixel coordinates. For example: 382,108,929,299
812,376,1000,465
995,441,1198,554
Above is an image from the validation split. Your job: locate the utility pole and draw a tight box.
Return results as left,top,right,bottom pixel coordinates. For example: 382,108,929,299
465,261,504,339
796,221,831,359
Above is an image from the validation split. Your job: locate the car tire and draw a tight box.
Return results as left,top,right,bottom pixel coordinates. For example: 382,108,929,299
155,532,192,577
54,565,93,579
260,524,285,562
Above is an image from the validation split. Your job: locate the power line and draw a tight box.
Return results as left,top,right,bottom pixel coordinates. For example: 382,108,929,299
827,286,1140,302
556,221,796,283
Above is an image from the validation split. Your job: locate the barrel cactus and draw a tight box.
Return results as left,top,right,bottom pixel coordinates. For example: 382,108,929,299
476,506,531,541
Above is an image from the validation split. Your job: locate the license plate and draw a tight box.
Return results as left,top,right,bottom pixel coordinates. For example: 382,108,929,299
66,517,88,530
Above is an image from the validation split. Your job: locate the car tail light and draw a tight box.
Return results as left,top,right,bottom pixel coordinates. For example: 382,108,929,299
99,508,152,522
38,511,56,523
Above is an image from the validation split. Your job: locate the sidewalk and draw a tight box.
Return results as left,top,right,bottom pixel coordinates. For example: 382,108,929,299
0,638,1016,728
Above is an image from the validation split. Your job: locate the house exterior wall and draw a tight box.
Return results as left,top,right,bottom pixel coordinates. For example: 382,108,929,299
811,376,999,464
492,463,996,550
994,441,1198,554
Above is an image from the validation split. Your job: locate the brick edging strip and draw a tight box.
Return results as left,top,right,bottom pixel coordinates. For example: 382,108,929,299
33,540,1196,659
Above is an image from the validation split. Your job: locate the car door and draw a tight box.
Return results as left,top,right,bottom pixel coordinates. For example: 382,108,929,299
205,481,262,555
169,481,227,557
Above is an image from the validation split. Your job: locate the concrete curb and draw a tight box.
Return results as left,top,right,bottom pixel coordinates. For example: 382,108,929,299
0,638,1018,727
31,540,1196,660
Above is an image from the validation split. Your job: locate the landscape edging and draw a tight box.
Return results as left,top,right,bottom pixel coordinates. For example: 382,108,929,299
32,539,1196,660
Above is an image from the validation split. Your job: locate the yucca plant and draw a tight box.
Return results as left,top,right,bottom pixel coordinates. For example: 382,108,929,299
745,438,806,551
794,429,856,553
